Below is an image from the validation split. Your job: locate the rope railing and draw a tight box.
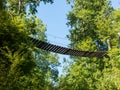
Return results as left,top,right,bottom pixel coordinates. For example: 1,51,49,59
29,37,109,58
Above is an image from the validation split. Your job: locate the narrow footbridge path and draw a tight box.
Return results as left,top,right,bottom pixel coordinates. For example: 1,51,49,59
30,37,109,58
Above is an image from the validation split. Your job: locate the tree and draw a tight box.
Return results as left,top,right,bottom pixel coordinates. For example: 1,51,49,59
6,0,54,14
0,10,36,90
25,15,60,86
59,0,120,89
0,0,60,90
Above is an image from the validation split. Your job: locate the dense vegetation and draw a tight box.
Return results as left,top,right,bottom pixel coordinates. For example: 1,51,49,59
0,0,120,90
59,0,120,90
0,0,59,90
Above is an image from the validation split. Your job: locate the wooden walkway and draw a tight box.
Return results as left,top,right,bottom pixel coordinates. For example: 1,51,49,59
30,37,109,58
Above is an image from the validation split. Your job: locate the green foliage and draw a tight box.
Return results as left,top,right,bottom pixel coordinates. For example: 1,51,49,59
6,0,54,14
0,10,36,90
0,0,6,9
59,0,120,90
25,15,60,84
67,0,114,51
0,1,60,89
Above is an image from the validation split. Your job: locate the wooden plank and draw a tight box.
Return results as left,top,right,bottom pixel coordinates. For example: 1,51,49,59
30,37,108,58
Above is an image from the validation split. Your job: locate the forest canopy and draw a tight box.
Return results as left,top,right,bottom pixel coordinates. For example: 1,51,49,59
0,0,120,90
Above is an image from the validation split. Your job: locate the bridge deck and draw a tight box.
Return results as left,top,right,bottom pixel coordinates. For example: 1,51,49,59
30,37,109,58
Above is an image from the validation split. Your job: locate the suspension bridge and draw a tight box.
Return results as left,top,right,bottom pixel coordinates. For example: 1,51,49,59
29,37,109,58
